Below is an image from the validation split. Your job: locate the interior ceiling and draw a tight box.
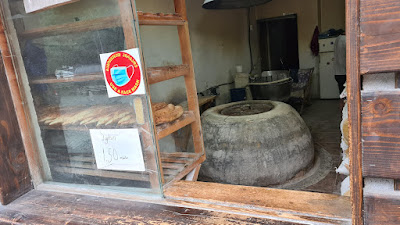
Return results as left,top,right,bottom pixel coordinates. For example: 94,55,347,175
202,0,273,9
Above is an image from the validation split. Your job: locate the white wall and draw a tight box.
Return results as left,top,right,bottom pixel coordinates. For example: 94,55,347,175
136,0,250,105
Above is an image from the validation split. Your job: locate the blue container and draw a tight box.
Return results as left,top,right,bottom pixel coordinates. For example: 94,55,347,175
230,88,246,102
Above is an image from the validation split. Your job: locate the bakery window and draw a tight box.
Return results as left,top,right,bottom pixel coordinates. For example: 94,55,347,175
0,0,205,197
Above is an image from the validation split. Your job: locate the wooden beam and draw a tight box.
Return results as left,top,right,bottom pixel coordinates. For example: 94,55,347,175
364,193,400,225
0,54,32,205
156,111,195,140
362,91,400,179
360,0,400,74
347,0,364,223
165,181,352,223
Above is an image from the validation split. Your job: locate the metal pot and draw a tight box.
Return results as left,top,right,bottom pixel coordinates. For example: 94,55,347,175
249,78,293,102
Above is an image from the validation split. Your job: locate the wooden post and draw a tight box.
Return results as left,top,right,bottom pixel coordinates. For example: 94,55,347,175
174,0,205,157
347,0,363,223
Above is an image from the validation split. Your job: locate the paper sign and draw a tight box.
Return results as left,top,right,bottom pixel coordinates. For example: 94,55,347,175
24,0,79,13
90,129,145,172
100,48,146,98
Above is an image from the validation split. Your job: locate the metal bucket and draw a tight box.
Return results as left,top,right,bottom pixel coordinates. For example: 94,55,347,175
249,78,293,102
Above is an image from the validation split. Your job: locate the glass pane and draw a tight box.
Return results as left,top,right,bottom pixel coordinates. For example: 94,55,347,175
2,0,162,196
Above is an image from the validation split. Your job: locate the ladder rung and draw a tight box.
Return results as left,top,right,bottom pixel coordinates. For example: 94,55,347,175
138,12,186,26
147,65,189,84
156,111,195,140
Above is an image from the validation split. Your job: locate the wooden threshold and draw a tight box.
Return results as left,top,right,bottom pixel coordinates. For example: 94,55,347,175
0,189,318,224
156,111,195,140
164,181,352,224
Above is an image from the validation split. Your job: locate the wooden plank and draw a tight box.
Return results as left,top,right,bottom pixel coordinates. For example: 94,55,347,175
362,91,400,179
0,55,32,205
20,16,121,39
160,152,198,158
359,0,400,74
360,0,400,36
156,111,195,140
52,166,149,182
163,154,205,187
364,193,400,225
0,190,301,224
138,12,186,26
360,33,400,74
147,65,189,84
174,0,205,157
23,0,78,13
0,4,47,186
165,181,352,222
347,0,364,223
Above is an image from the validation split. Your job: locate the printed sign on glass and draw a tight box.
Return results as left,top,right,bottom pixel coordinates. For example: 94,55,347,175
100,48,146,98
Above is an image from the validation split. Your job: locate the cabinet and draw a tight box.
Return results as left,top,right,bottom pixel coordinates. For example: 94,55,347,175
0,0,205,197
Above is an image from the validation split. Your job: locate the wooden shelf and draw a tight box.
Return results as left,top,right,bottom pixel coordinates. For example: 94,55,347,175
31,73,104,84
156,111,195,140
47,152,202,183
20,16,121,39
138,12,186,26
30,65,188,85
19,12,186,40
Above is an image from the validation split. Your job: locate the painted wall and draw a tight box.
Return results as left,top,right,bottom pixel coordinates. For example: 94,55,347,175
136,0,250,105
320,0,345,32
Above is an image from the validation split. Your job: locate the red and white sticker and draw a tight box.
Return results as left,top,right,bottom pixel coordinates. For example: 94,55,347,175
100,48,145,98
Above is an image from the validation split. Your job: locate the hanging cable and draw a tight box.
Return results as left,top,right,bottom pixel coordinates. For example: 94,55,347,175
248,7,254,74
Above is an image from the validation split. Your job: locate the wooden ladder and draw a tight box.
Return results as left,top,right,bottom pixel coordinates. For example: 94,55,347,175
129,0,206,185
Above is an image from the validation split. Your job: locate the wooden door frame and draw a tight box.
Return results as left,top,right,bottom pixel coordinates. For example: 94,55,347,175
346,0,363,223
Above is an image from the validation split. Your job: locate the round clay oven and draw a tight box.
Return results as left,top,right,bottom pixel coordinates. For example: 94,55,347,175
200,100,314,186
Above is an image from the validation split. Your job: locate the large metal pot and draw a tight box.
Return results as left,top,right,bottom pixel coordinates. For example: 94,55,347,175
249,77,293,102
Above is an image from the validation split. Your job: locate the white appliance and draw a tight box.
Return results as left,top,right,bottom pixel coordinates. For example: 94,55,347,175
319,37,340,99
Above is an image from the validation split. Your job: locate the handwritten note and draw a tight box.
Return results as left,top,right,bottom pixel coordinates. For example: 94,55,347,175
90,129,145,172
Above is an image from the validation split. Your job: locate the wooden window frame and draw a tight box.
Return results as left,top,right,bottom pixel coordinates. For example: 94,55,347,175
0,0,364,224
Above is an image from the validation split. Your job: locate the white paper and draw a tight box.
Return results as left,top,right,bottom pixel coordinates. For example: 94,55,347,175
90,129,145,172
100,48,146,98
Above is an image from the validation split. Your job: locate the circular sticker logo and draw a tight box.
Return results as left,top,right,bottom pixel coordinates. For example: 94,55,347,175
104,52,141,96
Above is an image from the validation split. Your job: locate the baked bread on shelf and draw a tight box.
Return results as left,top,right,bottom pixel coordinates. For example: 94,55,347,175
152,102,184,125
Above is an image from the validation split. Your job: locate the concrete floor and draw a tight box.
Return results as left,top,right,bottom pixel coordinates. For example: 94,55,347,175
300,100,345,195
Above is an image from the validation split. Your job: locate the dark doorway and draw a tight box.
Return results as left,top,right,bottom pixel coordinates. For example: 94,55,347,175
258,15,299,71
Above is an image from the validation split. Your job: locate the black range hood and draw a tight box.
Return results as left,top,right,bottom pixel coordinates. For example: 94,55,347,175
203,0,272,9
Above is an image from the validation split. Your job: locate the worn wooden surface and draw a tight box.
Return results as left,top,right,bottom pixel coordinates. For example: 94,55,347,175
364,193,400,225
0,55,32,205
0,190,304,225
360,0,400,74
362,91,400,179
347,0,364,224
165,181,352,224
